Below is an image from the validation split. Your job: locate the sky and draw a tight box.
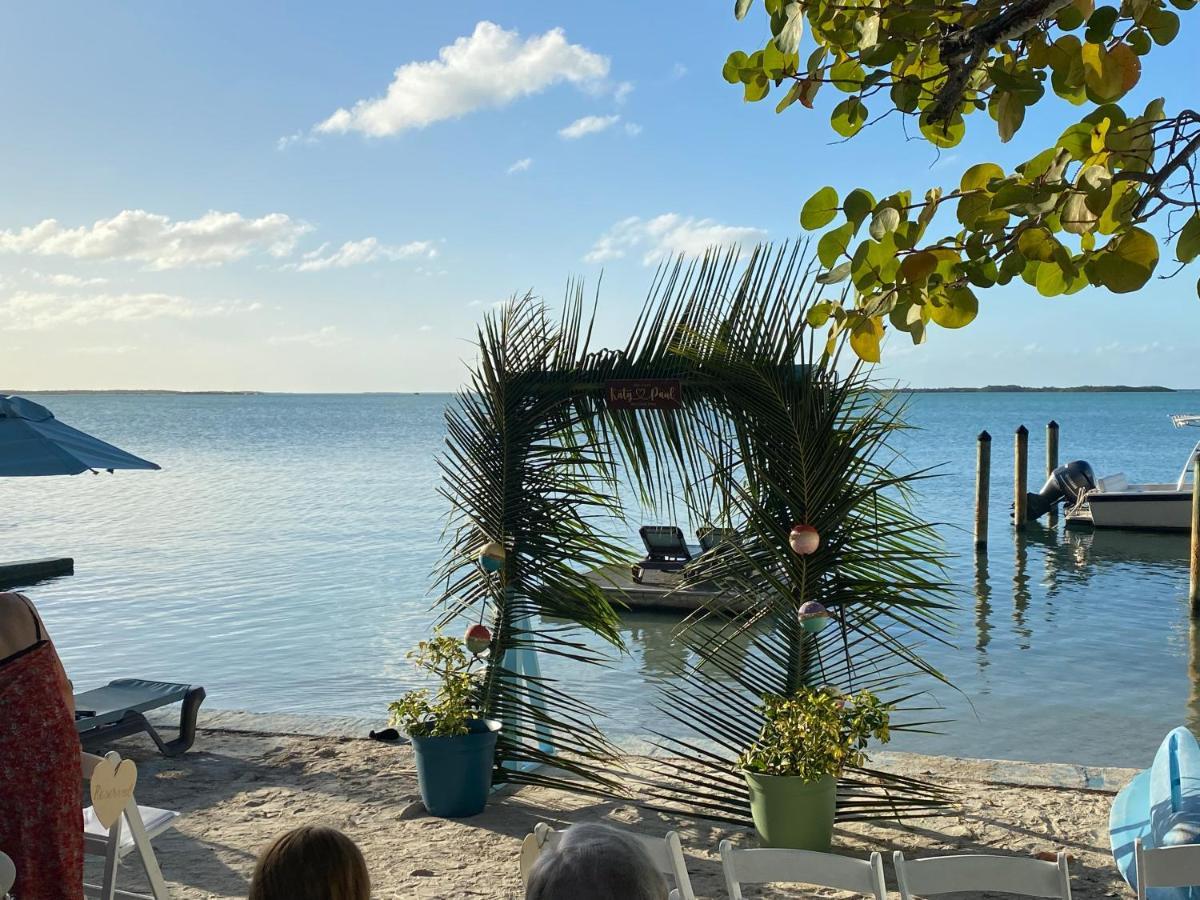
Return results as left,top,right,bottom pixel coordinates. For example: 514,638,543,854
0,2,1196,392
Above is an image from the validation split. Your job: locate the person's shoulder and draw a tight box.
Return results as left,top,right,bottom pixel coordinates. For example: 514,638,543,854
0,592,34,621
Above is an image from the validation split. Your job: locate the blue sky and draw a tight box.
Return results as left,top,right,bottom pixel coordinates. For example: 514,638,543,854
1,2,1195,391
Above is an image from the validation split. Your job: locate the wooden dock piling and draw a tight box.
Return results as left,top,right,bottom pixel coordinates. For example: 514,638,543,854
1190,457,1199,613
975,431,991,550
1014,425,1029,531
1046,420,1059,524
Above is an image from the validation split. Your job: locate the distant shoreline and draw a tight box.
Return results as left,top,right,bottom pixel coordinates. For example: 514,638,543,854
1,385,1185,395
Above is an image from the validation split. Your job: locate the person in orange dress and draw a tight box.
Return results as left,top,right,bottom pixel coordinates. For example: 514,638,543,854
0,591,84,900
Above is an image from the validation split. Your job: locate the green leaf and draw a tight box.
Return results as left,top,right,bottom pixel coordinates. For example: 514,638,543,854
806,299,838,326
774,2,804,54
928,285,978,329
817,221,855,267
844,188,876,227
1177,214,1200,263
831,97,868,136
1084,5,1119,43
960,162,1005,193
829,58,865,92
816,262,852,284
735,0,754,20
801,186,840,229
849,316,884,362
899,250,937,285
994,92,1025,142
744,74,770,102
775,81,804,113
1082,43,1124,102
1089,227,1159,292
890,76,921,112
722,51,749,84
919,111,965,148
869,207,901,240
1145,7,1180,43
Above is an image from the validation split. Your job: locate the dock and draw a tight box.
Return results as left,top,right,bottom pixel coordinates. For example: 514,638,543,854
0,557,74,588
585,562,743,614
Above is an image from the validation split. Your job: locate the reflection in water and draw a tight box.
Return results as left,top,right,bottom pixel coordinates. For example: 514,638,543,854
1012,532,1031,647
974,553,992,665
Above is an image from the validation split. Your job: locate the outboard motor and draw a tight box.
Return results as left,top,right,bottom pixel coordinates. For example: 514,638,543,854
1026,460,1096,519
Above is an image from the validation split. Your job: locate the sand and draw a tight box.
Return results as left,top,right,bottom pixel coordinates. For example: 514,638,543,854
90,724,1138,900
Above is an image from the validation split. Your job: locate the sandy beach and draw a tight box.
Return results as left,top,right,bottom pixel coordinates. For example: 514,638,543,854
89,716,1139,900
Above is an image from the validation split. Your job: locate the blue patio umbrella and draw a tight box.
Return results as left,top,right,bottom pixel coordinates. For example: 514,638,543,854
0,395,160,476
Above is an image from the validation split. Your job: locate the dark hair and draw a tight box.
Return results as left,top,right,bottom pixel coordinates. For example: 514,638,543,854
248,826,370,900
526,823,668,900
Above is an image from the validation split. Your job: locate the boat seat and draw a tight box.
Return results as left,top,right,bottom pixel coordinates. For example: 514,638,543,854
1098,472,1128,492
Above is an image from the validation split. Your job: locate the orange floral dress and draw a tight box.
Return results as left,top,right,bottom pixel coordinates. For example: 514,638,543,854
0,595,83,900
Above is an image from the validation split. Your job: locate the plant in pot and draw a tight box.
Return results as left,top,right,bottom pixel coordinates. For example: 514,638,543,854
739,687,890,850
389,629,500,818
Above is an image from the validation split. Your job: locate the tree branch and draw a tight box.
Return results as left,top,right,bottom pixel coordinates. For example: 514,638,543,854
927,0,1074,123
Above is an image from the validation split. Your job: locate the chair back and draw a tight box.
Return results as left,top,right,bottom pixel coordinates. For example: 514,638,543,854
0,851,15,898
719,842,887,900
1135,839,1200,899
893,851,1071,899
640,526,691,561
697,527,735,552
530,823,696,900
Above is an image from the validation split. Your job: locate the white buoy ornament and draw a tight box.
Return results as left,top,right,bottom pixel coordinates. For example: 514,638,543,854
798,600,833,634
478,541,506,574
788,524,820,556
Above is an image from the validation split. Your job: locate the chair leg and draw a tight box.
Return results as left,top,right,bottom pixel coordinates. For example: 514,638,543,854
159,686,205,757
124,803,171,900
99,818,122,900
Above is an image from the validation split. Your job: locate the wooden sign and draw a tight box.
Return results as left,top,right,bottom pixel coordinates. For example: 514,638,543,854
90,752,137,828
605,379,682,410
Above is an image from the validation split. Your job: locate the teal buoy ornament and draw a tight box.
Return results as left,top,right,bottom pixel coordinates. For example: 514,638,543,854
798,600,832,634
478,541,506,574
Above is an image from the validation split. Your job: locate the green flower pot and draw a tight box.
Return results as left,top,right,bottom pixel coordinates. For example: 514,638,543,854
744,771,837,850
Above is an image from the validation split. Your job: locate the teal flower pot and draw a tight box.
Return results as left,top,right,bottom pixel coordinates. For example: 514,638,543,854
410,719,500,818
744,771,837,850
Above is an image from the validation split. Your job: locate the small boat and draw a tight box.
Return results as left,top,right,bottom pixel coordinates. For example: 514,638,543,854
1027,415,1198,532
1110,726,1200,898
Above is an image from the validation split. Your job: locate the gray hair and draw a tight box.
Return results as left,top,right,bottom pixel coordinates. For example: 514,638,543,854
526,823,669,900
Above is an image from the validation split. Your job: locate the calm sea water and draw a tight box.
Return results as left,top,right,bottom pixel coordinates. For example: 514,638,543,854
3,391,1198,767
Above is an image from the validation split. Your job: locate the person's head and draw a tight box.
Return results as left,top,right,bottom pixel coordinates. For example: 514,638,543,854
248,826,370,900
526,822,668,900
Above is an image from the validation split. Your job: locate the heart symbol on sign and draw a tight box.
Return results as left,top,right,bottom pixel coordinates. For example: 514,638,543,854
90,754,137,828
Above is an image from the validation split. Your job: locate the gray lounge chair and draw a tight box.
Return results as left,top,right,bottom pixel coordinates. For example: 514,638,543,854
697,527,736,552
75,678,205,757
632,525,693,583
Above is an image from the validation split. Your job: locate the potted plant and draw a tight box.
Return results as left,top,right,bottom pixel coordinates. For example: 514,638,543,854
739,687,890,850
389,630,500,818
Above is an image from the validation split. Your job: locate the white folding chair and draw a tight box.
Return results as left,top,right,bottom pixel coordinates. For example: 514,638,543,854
0,850,14,899
894,850,1072,899
1134,838,1200,899
527,822,697,900
83,752,179,900
719,840,888,900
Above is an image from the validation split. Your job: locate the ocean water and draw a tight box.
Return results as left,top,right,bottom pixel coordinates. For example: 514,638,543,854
3,391,1198,768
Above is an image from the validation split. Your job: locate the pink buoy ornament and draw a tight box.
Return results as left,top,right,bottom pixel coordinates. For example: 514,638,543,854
788,523,820,556
798,600,833,634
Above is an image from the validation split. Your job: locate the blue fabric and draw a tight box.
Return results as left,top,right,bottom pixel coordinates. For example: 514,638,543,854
0,395,160,476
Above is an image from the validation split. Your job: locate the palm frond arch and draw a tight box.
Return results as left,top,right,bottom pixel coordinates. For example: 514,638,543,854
434,243,955,818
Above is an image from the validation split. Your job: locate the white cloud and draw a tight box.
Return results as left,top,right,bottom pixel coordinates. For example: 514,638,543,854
314,22,610,138
507,157,533,175
418,325,433,332
75,344,138,355
0,209,311,270
286,237,437,273
624,122,643,137
23,270,108,287
559,114,620,139
584,214,768,265
268,326,347,348
672,63,688,79
614,81,634,103
0,289,261,330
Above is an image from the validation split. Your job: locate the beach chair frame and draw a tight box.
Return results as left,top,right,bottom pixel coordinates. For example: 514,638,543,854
83,753,177,900
1134,838,1200,899
893,850,1072,899
530,822,697,900
719,841,887,900
75,679,206,757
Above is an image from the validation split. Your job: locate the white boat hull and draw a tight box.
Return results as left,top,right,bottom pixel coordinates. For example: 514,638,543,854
1083,488,1193,531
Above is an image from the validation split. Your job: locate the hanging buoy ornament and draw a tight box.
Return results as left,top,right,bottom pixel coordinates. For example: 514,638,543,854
478,541,506,574
465,623,492,656
798,600,833,634
789,524,820,556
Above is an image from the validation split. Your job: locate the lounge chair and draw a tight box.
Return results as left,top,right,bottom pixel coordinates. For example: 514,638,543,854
75,678,205,757
696,526,736,553
631,525,693,584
